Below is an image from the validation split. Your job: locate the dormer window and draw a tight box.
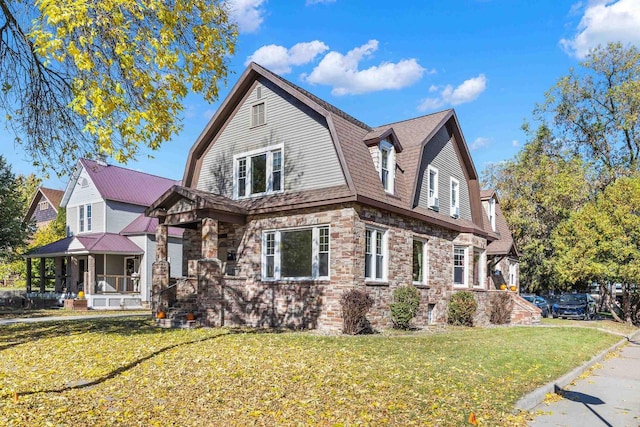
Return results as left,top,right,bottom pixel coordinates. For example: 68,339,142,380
379,139,395,194
234,144,284,198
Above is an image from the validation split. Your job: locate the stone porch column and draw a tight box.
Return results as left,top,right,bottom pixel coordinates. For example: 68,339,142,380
156,224,168,262
87,254,95,295
202,218,218,259
39,258,46,293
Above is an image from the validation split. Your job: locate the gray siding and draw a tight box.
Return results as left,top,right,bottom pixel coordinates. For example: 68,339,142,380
197,78,346,195
105,201,146,233
415,127,471,220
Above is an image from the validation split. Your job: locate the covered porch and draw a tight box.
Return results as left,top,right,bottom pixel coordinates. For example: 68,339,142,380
26,233,146,309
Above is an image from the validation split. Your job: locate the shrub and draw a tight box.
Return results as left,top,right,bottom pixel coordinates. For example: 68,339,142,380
448,291,477,326
340,288,373,335
390,285,421,329
489,292,513,324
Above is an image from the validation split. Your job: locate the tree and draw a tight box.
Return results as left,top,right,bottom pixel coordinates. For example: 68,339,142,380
483,125,592,292
536,42,640,181
0,155,32,256
553,176,640,324
0,0,237,176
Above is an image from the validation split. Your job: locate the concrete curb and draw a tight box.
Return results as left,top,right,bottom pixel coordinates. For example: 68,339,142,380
515,328,640,411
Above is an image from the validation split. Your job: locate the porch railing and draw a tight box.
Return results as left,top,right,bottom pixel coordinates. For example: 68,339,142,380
95,275,140,294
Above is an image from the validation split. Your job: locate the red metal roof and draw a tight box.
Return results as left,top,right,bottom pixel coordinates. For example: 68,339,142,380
26,233,143,257
120,214,184,238
80,158,179,207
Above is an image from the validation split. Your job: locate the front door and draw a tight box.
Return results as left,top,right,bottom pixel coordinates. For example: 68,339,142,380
124,257,140,292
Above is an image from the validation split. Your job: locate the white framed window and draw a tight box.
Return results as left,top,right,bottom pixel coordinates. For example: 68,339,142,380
428,165,439,210
509,261,517,287
251,102,265,127
412,238,428,285
453,245,467,287
262,225,329,280
379,140,395,194
234,144,284,198
365,227,387,281
38,201,49,211
450,177,460,218
472,248,485,288
78,204,92,233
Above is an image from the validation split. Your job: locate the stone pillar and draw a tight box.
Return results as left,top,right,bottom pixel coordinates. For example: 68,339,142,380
156,224,168,262
152,260,172,315
39,258,46,292
201,218,218,259
87,255,95,295
26,258,32,293
55,257,64,292
197,259,223,326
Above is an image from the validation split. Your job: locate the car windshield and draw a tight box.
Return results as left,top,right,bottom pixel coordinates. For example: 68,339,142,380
522,295,534,303
559,294,586,304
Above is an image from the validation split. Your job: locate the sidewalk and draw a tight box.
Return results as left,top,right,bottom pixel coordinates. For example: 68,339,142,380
527,331,640,427
0,312,150,326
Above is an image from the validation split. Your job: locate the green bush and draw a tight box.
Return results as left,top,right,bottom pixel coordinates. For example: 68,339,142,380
448,291,477,326
390,285,421,329
340,288,373,335
489,292,513,324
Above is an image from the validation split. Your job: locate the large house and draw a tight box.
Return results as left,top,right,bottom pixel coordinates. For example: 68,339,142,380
25,187,64,231
26,158,183,309
147,63,531,330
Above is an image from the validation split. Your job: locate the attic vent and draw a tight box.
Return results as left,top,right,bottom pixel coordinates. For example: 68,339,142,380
256,86,262,99
80,178,89,188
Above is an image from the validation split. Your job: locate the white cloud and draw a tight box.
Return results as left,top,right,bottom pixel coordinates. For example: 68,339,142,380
246,41,329,74
512,139,520,147
470,137,491,151
303,40,425,95
560,0,640,59
417,74,487,111
306,0,336,4
227,0,266,33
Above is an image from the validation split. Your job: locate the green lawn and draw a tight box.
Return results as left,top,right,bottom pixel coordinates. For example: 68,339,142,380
0,318,631,426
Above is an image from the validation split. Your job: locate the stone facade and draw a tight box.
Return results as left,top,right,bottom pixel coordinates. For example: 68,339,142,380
156,202,524,332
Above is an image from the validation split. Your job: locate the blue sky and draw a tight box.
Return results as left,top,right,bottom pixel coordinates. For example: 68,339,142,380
4,0,640,190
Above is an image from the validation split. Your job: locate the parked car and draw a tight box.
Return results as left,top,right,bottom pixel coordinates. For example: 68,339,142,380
551,293,596,320
521,294,550,318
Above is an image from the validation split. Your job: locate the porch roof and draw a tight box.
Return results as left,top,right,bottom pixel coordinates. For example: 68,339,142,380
26,233,144,258
145,185,249,226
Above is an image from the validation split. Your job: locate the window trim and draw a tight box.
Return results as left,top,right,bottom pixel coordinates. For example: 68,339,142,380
379,140,395,194
365,226,388,282
450,177,460,218
472,248,485,289
250,101,266,127
427,165,439,210
261,225,330,281
453,245,467,288
78,204,92,234
412,237,428,286
233,144,284,199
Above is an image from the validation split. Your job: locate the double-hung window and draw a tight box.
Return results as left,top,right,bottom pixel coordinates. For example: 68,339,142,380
428,165,439,210
262,226,329,280
453,245,467,286
78,204,92,233
412,238,428,285
379,140,395,194
450,177,460,218
365,227,387,281
235,145,284,198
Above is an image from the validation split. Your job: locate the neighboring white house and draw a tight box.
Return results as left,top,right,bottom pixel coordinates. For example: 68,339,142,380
26,158,183,309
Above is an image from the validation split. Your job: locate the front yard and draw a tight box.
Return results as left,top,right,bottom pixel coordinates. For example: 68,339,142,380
0,317,631,426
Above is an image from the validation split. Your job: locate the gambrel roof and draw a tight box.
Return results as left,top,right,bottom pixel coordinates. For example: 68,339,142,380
179,62,489,237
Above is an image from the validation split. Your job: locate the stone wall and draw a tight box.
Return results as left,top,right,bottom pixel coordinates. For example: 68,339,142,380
174,202,503,331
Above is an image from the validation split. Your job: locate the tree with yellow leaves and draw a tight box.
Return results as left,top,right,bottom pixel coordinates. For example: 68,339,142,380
0,0,237,176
